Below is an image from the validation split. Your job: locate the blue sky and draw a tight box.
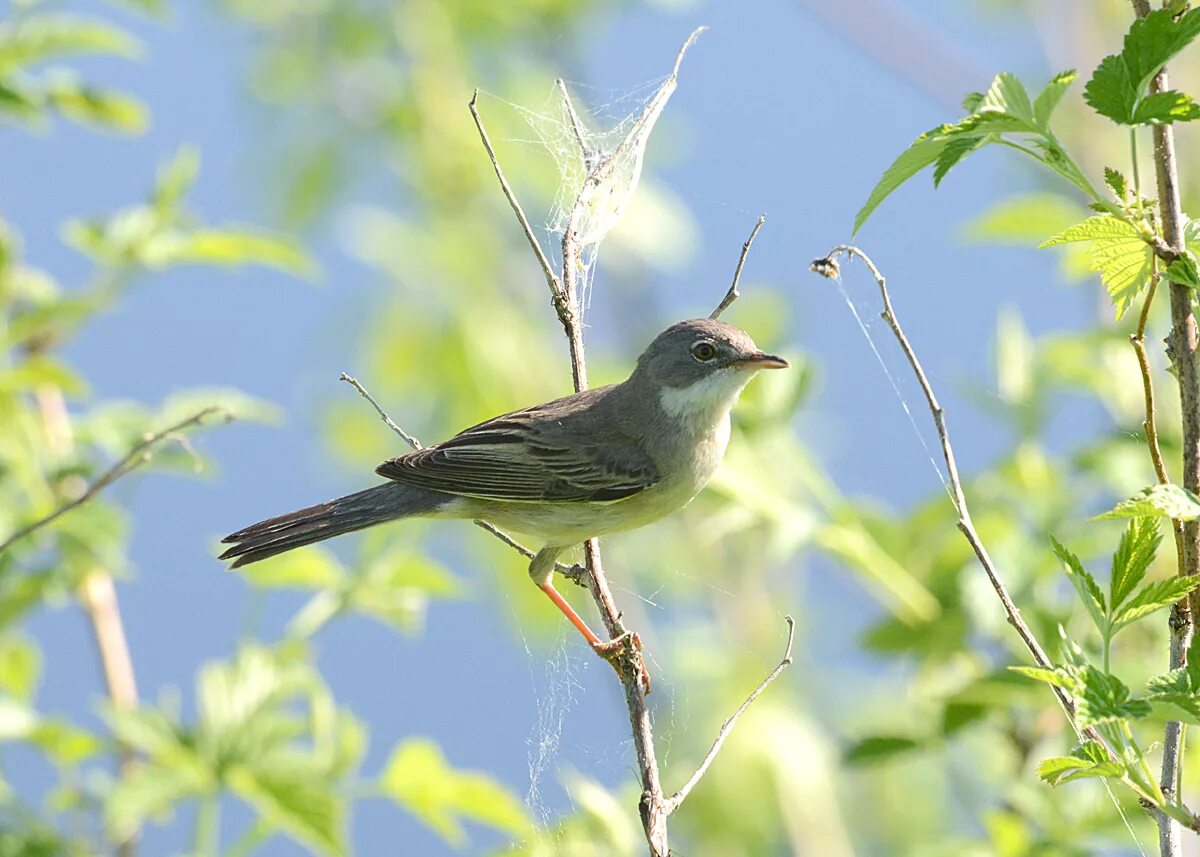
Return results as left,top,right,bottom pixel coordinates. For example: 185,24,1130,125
6,1,1091,853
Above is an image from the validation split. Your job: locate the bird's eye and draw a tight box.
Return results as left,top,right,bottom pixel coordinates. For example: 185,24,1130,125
691,341,717,362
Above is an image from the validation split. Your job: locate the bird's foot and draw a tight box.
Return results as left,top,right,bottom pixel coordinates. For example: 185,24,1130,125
563,563,591,589
592,631,651,694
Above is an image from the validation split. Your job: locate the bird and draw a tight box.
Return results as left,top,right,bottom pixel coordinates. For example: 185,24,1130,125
220,317,787,659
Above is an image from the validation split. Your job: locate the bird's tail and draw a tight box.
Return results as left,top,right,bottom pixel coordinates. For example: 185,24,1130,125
219,482,446,567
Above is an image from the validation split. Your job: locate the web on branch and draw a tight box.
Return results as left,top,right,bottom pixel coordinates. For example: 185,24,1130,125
489,28,703,317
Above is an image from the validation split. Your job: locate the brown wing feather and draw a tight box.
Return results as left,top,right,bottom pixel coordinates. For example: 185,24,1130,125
374,395,659,502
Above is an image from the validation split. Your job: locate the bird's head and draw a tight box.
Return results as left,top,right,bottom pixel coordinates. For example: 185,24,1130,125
633,318,788,418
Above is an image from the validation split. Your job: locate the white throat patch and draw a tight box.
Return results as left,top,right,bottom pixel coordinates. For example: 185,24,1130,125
658,369,752,419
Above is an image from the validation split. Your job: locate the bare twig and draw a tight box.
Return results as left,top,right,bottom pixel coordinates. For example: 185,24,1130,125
811,248,1069,713
711,215,766,319
556,78,594,168
339,373,423,451
664,615,795,814
468,90,569,322
337,373,574,574
0,406,232,555
1132,268,1170,486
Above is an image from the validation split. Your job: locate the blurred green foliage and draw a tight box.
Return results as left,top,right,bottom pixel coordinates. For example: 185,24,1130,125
7,0,1200,855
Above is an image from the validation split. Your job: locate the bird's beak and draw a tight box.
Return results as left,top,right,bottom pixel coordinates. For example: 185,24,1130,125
734,351,789,370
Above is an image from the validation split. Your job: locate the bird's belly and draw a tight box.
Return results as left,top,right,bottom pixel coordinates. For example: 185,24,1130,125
458,477,702,547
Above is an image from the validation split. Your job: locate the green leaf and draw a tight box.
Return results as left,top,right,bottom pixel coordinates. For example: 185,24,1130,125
106,764,205,842
1037,741,1125,785
228,768,344,857
1034,70,1078,128
964,193,1085,244
0,636,40,702
853,132,954,235
933,136,986,187
29,720,101,767
1076,666,1151,728
1040,215,1152,319
843,735,921,766
1095,484,1200,520
153,146,200,215
1104,166,1128,201
1084,8,1200,125
1134,89,1200,124
381,738,531,847
1113,576,1200,628
1110,517,1161,610
1165,250,1200,286
43,73,147,134
1009,665,1079,691
141,227,316,277
0,14,142,72
981,71,1035,126
1051,537,1107,630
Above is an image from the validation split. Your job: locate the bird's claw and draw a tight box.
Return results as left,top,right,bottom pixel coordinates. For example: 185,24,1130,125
563,563,591,588
592,631,651,694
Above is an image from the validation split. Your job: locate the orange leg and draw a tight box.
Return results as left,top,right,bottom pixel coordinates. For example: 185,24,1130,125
529,546,650,692
537,580,602,646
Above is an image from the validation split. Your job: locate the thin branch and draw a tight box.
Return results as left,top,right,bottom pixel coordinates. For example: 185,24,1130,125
337,373,574,574
339,373,423,451
555,78,593,168
1132,267,1170,486
710,214,766,320
665,615,795,814
468,90,568,318
810,248,1070,713
0,406,232,555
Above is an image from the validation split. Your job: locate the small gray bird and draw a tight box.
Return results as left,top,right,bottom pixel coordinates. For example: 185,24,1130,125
220,318,786,653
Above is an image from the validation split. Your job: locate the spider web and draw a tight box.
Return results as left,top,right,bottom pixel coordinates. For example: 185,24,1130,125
486,28,703,319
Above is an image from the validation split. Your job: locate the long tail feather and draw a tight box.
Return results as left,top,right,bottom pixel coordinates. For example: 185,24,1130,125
219,482,446,567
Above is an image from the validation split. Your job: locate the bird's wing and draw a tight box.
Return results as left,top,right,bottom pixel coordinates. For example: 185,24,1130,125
374,392,660,502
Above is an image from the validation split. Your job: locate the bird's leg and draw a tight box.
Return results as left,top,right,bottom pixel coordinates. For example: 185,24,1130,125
529,547,650,693
530,546,604,645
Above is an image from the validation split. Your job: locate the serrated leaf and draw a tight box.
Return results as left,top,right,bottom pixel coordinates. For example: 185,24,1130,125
1111,517,1161,609
1134,89,1200,124
1034,70,1079,128
1037,741,1124,785
844,735,921,766
1114,576,1200,628
1166,251,1200,286
1085,8,1200,125
1009,665,1081,693
381,738,531,847
854,132,953,235
962,91,985,112
1104,166,1128,201
1095,484,1200,520
1040,215,1152,319
1077,666,1151,728
933,136,986,187
981,71,1036,125
1051,537,1107,630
